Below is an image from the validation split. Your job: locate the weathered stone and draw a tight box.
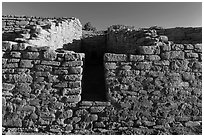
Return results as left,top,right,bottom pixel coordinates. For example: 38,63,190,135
69,67,83,74
62,61,83,67
105,63,117,70
94,122,106,128
171,44,184,50
63,74,82,81
118,70,140,76
181,72,195,81
43,50,57,60
2,83,15,91
7,58,20,63
64,53,82,61
15,83,31,97
170,60,189,71
153,60,170,66
68,81,81,88
35,71,50,77
90,106,105,113
185,121,200,127
2,41,13,51
66,95,81,103
10,51,21,58
160,44,171,51
3,63,18,68
63,109,73,119
104,53,127,61
184,44,194,50
88,114,98,121
65,124,73,132
13,73,33,83
145,55,161,61
26,46,39,52
134,62,152,70
41,60,60,66
35,65,52,71
62,88,81,95
161,51,184,60
53,82,68,88
186,52,199,58
54,70,69,75
22,52,40,59
12,43,27,51
2,69,15,74
19,60,33,68
129,55,144,61
194,44,202,52
138,46,160,55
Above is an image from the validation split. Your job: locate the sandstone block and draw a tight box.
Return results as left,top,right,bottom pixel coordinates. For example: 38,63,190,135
184,44,194,50
3,63,18,68
13,73,33,83
69,67,83,74
65,124,73,132
7,58,20,63
62,88,81,95
2,69,15,74
15,83,31,97
170,60,189,71
41,60,61,66
35,71,50,77
63,74,82,81
26,46,39,52
43,50,57,60
181,72,195,81
62,61,83,67
105,63,117,70
35,65,52,71
185,121,200,127
68,81,81,88
138,46,160,55
10,51,21,58
22,52,40,59
186,52,199,58
53,82,68,88
118,70,140,77
145,55,161,61
161,51,184,60
160,44,171,51
171,44,184,50
19,60,33,68
94,122,106,128
194,44,202,52
104,53,127,61
54,70,69,75
129,55,144,61
134,62,152,70
63,109,73,119
2,83,15,91
66,95,81,103
12,43,27,51
64,53,83,61
120,65,131,70
90,106,105,113
153,60,170,66
2,41,13,51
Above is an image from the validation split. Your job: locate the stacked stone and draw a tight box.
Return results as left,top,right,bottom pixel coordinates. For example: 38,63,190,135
69,101,111,134
2,15,82,51
2,41,84,133
104,42,202,134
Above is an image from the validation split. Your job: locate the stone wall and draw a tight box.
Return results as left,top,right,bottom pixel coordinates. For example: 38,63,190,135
2,16,202,135
2,15,82,50
104,42,202,134
2,41,84,134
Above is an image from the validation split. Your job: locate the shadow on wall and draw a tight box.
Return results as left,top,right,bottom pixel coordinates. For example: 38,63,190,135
80,34,107,101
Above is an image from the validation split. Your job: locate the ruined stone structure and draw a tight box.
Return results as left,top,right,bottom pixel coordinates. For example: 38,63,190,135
2,15,202,135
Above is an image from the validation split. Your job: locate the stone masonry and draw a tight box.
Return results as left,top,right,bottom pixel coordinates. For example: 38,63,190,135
2,15,202,135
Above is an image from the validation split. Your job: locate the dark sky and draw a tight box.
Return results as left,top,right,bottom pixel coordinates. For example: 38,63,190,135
2,2,202,30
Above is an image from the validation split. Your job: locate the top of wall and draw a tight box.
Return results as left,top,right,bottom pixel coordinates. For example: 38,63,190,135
2,15,82,50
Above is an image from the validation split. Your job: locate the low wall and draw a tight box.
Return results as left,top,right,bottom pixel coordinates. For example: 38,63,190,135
2,41,84,134
2,15,82,50
104,43,202,134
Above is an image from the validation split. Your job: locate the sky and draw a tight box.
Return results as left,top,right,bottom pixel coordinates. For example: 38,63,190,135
2,2,202,30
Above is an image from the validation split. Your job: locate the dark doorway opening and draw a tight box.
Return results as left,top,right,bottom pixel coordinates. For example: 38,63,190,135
81,41,107,101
